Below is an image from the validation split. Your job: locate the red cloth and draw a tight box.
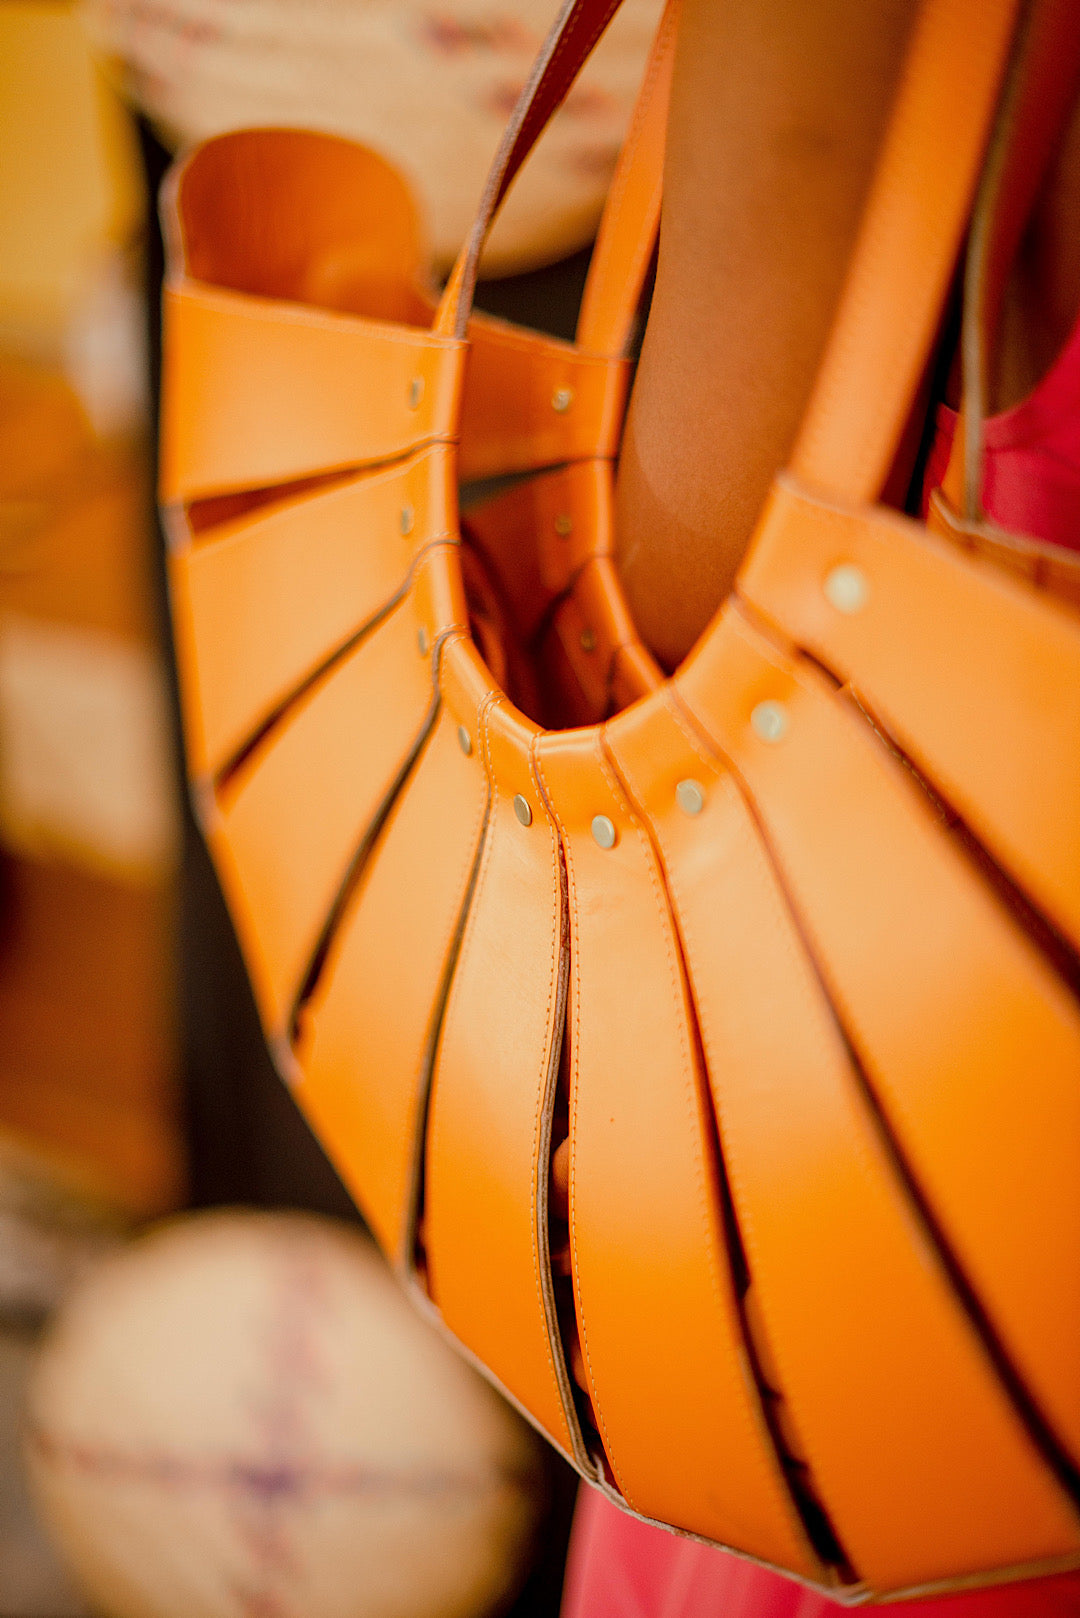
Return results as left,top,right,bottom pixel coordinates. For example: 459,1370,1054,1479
921,317,1080,551
562,1490,1080,1618
560,323,1080,1618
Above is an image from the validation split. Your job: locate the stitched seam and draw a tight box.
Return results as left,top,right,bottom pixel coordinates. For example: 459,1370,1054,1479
658,725,822,1497
660,699,854,1545
596,734,736,1514
404,708,491,1229
525,740,572,1449
672,645,1080,1518
533,745,621,1481
425,690,501,1251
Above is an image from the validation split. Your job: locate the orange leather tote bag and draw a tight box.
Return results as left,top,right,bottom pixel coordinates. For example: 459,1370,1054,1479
160,0,1080,1600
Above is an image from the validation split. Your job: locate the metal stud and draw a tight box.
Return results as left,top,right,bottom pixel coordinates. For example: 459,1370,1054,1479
591,814,617,850
457,725,472,757
751,700,790,743
513,793,533,827
554,513,573,537
675,778,706,816
408,376,425,409
551,386,574,413
417,626,429,656
579,628,597,653
823,562,869,614
400,504,415,537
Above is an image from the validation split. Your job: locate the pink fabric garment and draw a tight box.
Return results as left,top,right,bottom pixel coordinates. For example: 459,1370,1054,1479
921,312,1080,550
561,1490,1080,1618
560,318,1080,1618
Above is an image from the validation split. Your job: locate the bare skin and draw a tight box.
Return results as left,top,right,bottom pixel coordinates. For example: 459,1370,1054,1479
615,0,920,669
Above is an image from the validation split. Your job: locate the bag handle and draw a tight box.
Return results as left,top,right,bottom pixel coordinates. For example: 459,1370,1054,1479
435,0,632,340
574,0,680,356
789,0,1022,506
939,0,1080,520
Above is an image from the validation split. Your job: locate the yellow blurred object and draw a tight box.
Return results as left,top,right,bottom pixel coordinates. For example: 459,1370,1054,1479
0,5,183,1215
0,0,143,349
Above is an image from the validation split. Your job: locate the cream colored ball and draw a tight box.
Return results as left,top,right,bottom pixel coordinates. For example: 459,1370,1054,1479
24,1210,544,1618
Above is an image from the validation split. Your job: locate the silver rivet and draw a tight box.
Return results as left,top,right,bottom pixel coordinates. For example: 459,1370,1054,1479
417,627,429,656
579,628,597,653
457,725,472,756
554,513,573,537
408,376,424,409
675,778,705,816
591,814,617,850
751,700,789,743
400,504,415,536
552,386,574,413
513,793,532,827
823,562,869,614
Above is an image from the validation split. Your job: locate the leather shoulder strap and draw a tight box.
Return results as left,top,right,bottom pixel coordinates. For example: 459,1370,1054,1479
575,0,680,357
436,0,629,338
789,0,1022,506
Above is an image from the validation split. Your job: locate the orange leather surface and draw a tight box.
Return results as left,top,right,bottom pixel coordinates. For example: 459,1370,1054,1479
534,726,820,1571
170,446,455,779
160,0,1080,1595
208,568,441,1035
464,461,614,643
426,680,579,1461
294,648,488,1264
161,282,461,502
457,320,629,482
791,0,1021,505
676,605,1080,1489
606,684,1080,1588
739,476,1080,953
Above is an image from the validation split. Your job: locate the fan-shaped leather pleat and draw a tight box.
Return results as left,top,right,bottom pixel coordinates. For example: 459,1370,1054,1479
207,583,440,1034
738,475,1080,955
160,283,462,502
464,461,614,644
293,646,491,1264
170,447,456,779
457,316,628,482
604,689,1080,1591
534,728,821,1576
676,606,1080,1481
425,681,579,1463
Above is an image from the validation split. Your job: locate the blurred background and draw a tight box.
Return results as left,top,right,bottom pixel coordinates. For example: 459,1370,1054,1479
0,1,661,1611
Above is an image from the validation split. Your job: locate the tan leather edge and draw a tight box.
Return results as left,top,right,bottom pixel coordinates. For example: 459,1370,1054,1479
522,744,594,1472
575,0,680,358
790,0,1020,504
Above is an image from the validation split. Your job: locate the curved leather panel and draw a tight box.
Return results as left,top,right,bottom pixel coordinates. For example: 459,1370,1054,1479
458,319,629,482
166,127,429,318
534,728,819,1573
170,446,455,778
426,689,578,1460
606,690,1080,1590
293,663,489,1264
676,607,1080,1477
161,282,462,502
207,573,442,1035
739,475,1080,953
465,461,614,643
